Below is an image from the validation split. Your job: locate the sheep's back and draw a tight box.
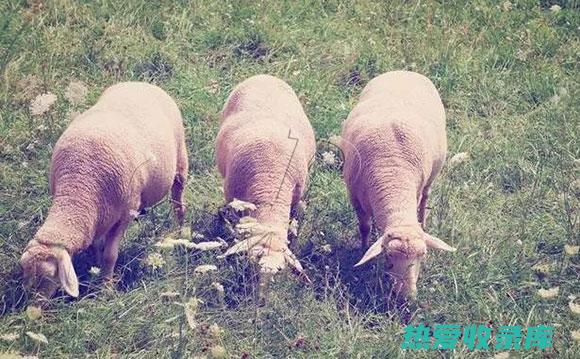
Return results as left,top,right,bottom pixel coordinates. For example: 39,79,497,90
50,82,184,221
341,71,447,188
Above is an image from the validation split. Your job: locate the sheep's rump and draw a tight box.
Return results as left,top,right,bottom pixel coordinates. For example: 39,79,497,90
341,71,447,187
50,82,185,236
216,75,315,206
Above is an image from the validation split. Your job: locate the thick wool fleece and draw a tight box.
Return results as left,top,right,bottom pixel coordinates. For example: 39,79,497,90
341,71,454,298
216,75,315,273
342,71,447,233
21,82,188,297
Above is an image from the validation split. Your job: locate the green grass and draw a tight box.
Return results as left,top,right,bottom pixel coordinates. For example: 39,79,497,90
1,0,579,357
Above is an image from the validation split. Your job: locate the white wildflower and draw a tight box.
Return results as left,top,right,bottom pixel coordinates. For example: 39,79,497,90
209,323,222,338
30,92,57,115
206,80,219,95
328,135,341,147
494,352,510,359
25,331,48,345
572,329,580,341
16,74,41,101
129,209,140,218
146,253,165,269
209,345,227,358
184,297,200,329
64,81,88,104
0,332,19,341
569,301,580,315
191,231,205,240
25,306,42,320
289,218,299,237
321,151,337,166
192,241,223,251
571,179,580,193
550,4,561,13
211,282,225,294
320,244,332,253
449,152,470,167
502,1,512,11
516,239,523,246
194,264,218,274
537,287,559,300
155,237,195,249
564,244,579,256
228,198,257,212
88,266,101,276
532,262,552,274
160,291,180,300
181,227,192,239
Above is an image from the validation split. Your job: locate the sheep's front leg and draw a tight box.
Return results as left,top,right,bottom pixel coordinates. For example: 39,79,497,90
352,198,371,249
417,187,430,229
101,219,130,280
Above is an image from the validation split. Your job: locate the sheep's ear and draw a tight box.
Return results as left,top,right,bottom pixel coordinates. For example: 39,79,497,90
221,235,264,257
355,238,383,267
424,233,456,252
57,250,79,297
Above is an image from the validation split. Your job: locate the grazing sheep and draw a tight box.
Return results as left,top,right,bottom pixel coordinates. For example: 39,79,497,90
216,75,315,275
341,71,456,300
20,82,188,298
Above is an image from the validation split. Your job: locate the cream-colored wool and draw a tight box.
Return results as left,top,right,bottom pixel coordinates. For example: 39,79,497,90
341,71,455,300
20,82,188,298
216,75,315,275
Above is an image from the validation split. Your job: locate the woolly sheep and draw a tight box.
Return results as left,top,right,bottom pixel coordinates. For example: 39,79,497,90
216,75,315,275
20,82,188,298
341,71,456,300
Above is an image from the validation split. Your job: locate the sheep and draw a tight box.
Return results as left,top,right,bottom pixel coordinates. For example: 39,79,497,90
341,71,456,300
20,82,188,298
216,75,315,275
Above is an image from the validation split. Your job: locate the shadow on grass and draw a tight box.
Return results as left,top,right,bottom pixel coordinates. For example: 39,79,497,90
1,204,417,326
298,240,418,325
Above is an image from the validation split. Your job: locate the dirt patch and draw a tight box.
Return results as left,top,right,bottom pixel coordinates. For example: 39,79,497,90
234,38,270,61
134,53,174,83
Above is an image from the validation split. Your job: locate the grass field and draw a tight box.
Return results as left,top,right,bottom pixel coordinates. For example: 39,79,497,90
0,0,579,357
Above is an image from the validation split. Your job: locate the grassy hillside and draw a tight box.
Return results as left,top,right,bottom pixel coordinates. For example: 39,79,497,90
0,0,578,357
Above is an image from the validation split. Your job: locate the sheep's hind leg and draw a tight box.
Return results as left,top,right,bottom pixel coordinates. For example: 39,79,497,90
171,174,186,228
101,219,130,284
171,140,189,229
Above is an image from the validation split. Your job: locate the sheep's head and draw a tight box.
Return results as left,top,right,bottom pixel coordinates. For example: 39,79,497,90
221,222,305,277
20,241,79,299
355,226,456,300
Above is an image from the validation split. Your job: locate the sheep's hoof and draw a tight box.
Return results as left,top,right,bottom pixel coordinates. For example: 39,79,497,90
101,278,118,297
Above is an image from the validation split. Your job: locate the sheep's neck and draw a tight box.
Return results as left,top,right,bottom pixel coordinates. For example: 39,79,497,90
38,195,99,253
370,165,420,232
244,167,295,228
